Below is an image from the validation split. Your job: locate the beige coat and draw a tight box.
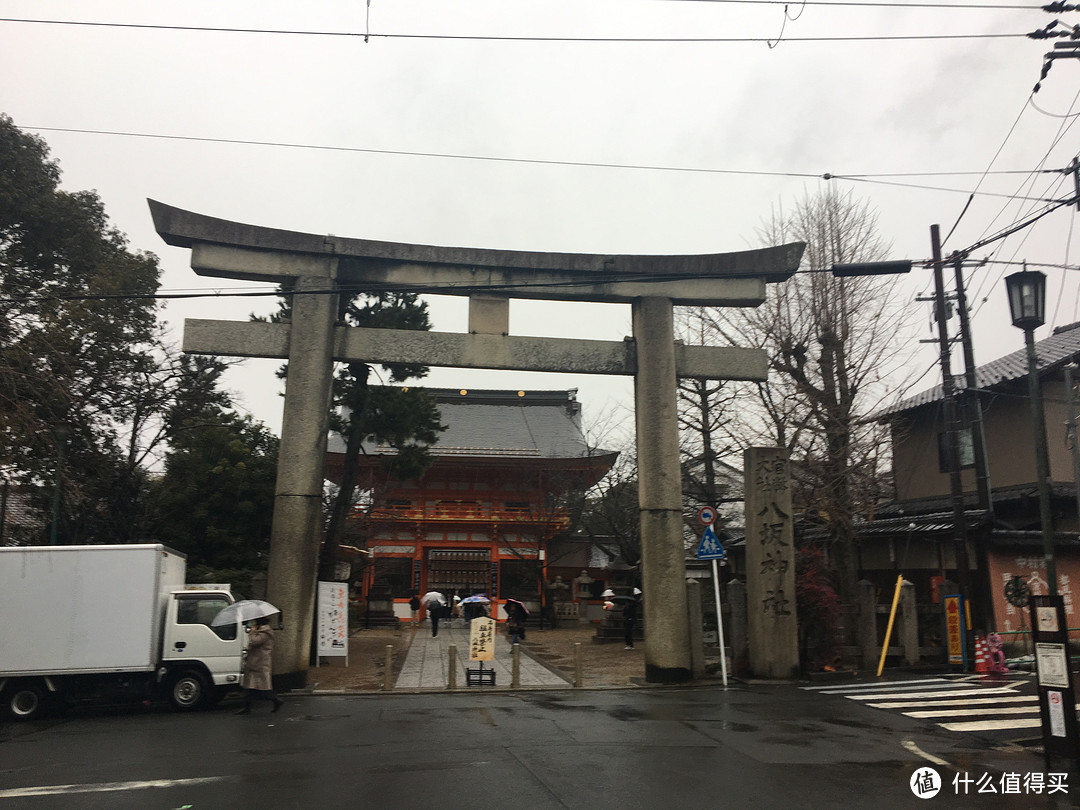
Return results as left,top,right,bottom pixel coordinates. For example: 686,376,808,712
242,625,274,691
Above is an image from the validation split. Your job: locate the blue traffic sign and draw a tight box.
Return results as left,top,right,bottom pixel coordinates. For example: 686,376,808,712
696,525,726,560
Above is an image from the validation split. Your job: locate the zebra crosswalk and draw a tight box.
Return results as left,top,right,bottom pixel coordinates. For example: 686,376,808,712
801,676,1044,734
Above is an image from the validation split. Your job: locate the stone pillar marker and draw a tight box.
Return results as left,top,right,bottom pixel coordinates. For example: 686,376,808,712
744,447,799,679
727,578,749,675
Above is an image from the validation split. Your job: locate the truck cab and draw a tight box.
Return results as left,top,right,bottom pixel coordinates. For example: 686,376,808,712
159,589,245,709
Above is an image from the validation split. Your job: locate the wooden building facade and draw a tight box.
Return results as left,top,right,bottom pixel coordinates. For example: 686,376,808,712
325,389,616,621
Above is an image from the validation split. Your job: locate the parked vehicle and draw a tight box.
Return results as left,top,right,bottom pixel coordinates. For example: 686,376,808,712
0,544,245,720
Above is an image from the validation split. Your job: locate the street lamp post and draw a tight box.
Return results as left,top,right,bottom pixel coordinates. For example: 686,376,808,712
1005,267,1057,597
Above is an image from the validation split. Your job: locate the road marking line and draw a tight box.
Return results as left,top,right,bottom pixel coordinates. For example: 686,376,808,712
903,705,1041,718
867,695,1038,709
846,687,1019,701
802,678,948,691
901,739,951,767
0,776,229,799
816,682,977,695
939,718,1043,732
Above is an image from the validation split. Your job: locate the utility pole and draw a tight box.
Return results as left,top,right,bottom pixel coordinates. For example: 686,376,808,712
931,225,975,636
952,251,994,630
1065,364,1080,537
951,253,992,515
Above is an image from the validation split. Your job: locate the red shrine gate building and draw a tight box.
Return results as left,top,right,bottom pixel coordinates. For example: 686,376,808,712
325,389,617,621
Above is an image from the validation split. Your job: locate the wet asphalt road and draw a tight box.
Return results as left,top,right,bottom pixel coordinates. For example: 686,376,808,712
1,683,1075,810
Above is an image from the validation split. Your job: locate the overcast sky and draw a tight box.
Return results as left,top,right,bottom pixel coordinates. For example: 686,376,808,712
3,0,1078,447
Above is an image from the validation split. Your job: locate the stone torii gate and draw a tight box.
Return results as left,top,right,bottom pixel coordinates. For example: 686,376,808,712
149,200,803,687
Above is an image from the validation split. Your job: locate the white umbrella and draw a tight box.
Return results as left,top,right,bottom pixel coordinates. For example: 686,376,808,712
421,590,446,606
210,599,280,627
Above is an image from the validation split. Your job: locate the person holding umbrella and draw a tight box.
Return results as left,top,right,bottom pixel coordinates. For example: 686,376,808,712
423,591,446,637
505,598,528,645
235,617,283,714
623,588,642,650
599,589,640,650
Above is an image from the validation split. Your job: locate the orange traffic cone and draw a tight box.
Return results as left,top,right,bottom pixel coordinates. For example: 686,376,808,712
973,635,990,673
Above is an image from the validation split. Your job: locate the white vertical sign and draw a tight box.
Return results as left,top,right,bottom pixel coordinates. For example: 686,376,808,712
1048,690,1067,737
317,581,349,660
469,616,496,661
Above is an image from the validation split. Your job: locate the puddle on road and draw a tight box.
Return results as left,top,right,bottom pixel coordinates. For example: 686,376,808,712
606,706,647,721
822,716,878,730
760,735,814,747
717,721,757,732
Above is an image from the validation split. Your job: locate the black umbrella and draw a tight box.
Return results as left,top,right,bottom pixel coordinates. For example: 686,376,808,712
505,597,531,616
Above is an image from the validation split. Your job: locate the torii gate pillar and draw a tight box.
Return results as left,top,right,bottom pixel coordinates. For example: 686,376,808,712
633,297,691,681
149,200,803,688
267,270,338,684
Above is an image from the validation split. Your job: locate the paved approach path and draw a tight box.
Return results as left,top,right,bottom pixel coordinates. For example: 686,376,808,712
395,619,570,689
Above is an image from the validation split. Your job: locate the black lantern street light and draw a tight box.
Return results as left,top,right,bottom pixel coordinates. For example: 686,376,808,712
1005,267,1057,597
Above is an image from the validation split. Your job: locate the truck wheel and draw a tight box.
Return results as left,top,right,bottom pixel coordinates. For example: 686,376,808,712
167,670,208,711
6,682,49,721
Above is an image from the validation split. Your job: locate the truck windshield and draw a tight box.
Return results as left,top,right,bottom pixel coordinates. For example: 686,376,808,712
177,596,237,641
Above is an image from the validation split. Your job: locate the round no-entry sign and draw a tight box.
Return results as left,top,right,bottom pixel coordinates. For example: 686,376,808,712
698,506,716,525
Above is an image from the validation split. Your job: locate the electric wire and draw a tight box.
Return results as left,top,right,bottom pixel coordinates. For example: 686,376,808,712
23,125,1068,198
964,92,1080,310
1053,203,1075,324
1030,95,1080,118
0,17,1033,43
941,95,1031,249
658,0,1037,7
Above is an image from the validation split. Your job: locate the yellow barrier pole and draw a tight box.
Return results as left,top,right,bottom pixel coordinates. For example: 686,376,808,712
876,575,904,677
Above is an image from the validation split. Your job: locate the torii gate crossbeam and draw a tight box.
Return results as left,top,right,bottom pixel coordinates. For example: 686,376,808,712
149,200,803,687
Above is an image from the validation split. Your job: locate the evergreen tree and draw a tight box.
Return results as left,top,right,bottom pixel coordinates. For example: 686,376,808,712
149,356,275,567
319,292,444,581
0,114,162,543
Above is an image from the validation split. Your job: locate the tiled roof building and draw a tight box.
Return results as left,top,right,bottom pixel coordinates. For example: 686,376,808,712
868,322,1080,642
325,389,616,621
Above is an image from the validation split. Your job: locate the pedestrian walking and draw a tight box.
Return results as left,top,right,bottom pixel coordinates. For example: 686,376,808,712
622,596,638,650
235,617,283,714
409,593,421,626
505,599,528,645
423,591,446,637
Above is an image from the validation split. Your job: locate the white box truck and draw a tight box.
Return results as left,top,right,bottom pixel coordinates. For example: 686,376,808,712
0,544,246,720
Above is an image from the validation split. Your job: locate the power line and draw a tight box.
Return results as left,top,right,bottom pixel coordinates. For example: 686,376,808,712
976,258,1080,271
25,125,1066,195
13,247,1080,309
838,174,1063,201
22,125,821,179
954,192,1079,257
658,0,1037,6
942,96,1031,247
0,17,1031,43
